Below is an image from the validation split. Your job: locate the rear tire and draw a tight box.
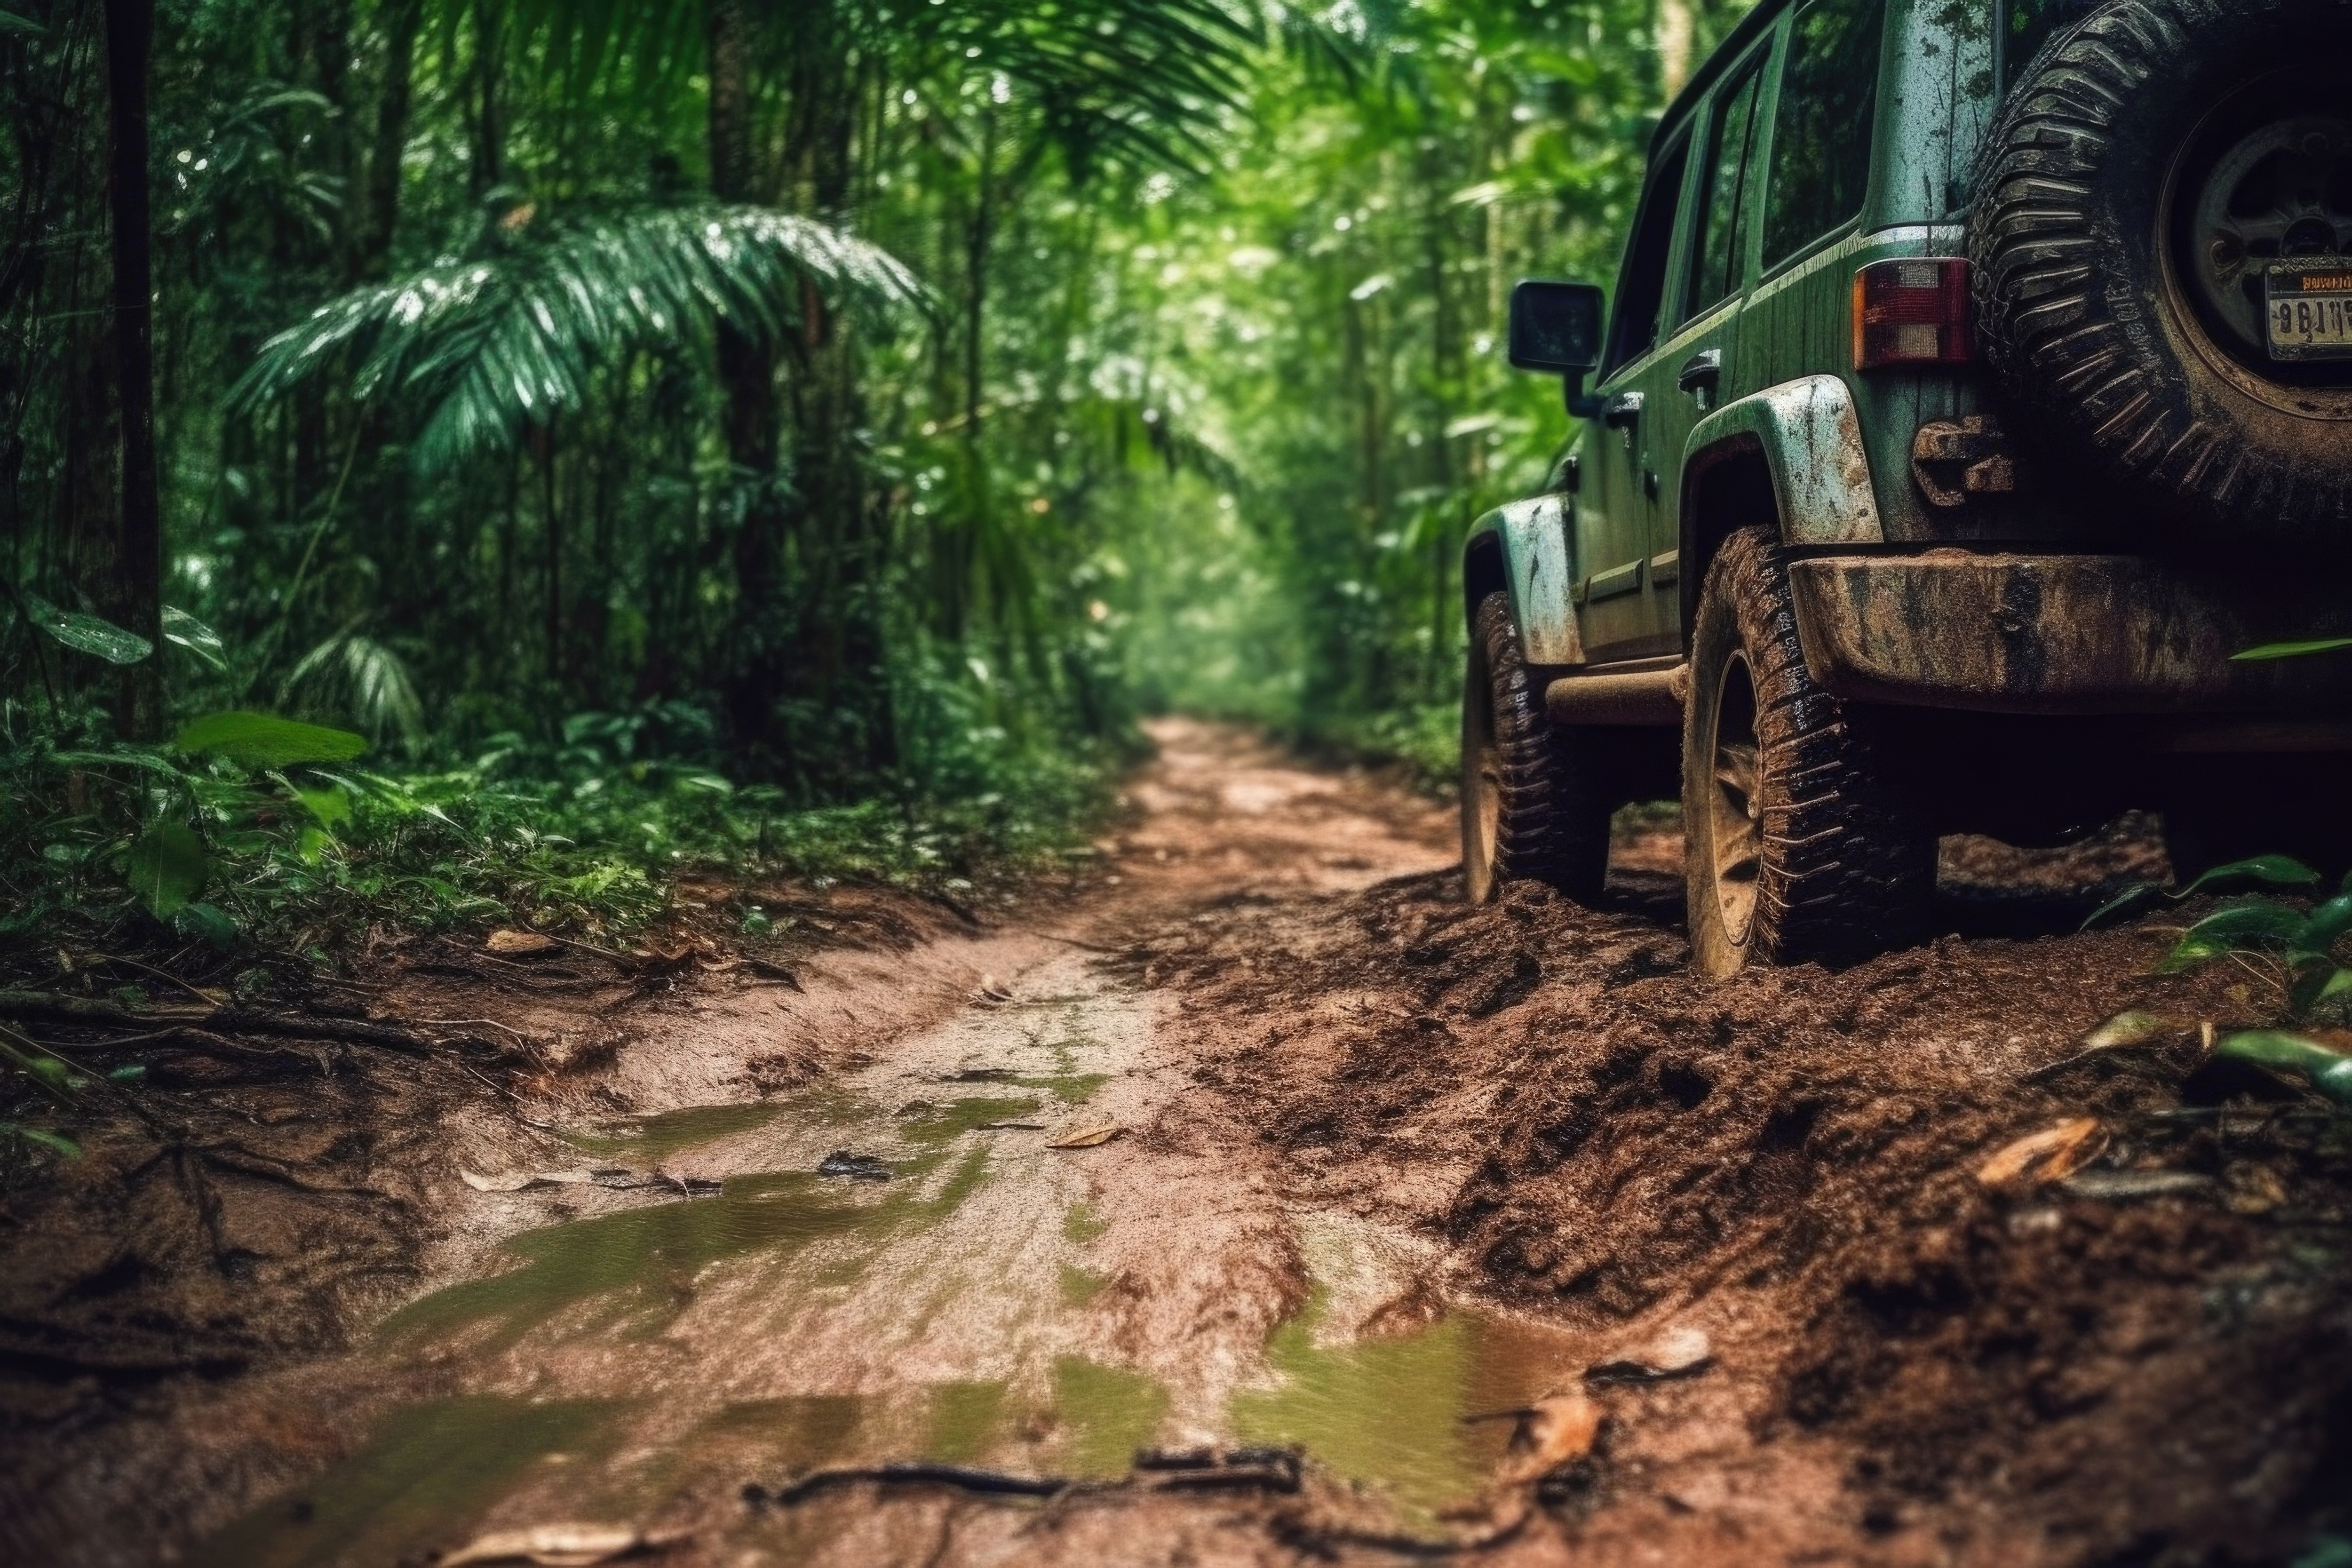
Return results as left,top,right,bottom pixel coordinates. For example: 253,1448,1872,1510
1682,530,1937,977
1462,591,1612,905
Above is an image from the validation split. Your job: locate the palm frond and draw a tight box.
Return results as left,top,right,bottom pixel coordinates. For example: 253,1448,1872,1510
234,205,924,467
282,630,426,753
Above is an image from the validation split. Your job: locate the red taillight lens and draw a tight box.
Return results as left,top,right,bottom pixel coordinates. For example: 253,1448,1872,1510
1853,258,1972,369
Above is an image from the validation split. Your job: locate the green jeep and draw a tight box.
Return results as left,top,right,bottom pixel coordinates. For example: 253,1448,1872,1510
1463,0,2352,976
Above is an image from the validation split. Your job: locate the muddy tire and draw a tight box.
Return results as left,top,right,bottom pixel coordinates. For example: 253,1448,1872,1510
1461,591,1612,905
1969,0,2352,547
1682,531,1936,978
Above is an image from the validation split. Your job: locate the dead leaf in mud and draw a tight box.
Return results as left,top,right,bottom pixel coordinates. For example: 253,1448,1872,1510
436,1522,671,1565
2082,1011,2185,1051
1046,1119,1121,1149
485,929,562,958
818,1150,892,1181
1496,1393,1603,1486
1976,1118,2105,1188
1584,1326,1712,1385
460,1168,597,1193
2224,1164,2290,1214
2061,1168,2217,1201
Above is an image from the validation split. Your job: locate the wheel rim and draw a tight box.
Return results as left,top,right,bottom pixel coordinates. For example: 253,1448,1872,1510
2167,70,2352,398
1707,650,1762,947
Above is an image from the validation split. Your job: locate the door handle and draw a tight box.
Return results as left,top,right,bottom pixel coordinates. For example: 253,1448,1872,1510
1601,391,1644,429
1677,349,1722,396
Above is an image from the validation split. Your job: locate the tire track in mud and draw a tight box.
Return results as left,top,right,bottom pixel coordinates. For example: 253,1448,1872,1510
22,719,2352,1568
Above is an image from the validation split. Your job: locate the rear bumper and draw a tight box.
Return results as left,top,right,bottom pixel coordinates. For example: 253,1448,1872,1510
1788,552,2352,716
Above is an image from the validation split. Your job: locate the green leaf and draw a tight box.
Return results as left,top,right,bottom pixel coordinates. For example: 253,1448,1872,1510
172,902,238,948
16,590,153,663
161,606,229,671
296,826,332,864
173,711,367,768
295,784,353,831
0,1125,79,1158
107,1065,147,1083
2231,637,2352,661
2182,899,2311,947
2080,880,2161,930
126,822,207,917
2213,1030,2352,1106
2288,964,2352,1017
2175,856,2322,898
49,748,188,779
2303,892,2352,951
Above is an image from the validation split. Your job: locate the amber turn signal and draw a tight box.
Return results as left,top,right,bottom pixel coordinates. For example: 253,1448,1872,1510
1853,258,1972,369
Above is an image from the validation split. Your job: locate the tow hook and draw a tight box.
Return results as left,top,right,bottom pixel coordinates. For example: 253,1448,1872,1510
1910,414,2017,507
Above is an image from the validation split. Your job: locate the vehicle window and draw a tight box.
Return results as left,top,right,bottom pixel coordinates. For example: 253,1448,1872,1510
1685,59,1766,321
1761,0,1886,269
1603,133,1691,374
2001,0,2097,89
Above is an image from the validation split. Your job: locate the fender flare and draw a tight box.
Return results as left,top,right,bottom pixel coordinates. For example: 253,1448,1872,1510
1465,493,1583,668
1680,374,1885,553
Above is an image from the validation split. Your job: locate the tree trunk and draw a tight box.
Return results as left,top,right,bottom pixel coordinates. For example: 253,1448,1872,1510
709,0,792,769
356,0,423,281
103,0,158,739
469,0,503,199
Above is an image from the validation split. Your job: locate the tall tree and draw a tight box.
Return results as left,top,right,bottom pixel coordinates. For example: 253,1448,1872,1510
103,0,159,738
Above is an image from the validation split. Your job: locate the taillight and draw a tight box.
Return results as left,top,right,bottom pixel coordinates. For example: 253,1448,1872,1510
1853,258,1972,369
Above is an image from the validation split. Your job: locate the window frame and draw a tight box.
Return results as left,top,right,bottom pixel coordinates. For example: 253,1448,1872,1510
1600,125,1697,379
1755,0,1888,282
1679,40,1776,327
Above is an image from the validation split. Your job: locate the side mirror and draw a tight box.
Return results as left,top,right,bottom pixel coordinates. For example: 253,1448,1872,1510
1508,279,1606,418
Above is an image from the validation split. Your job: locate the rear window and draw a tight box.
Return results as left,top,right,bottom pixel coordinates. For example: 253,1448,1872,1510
2002,0,2099,89
1760,0,1886,269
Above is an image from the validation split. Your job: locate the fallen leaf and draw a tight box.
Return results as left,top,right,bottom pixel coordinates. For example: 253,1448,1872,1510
2224,1164,2289,1215
1496,1393,1603,1486
1046,1119,1121,1149
1976,1118,2103,1188
460,1168,597,1193
437,1523,658,1566
1584,1325,1711,1385
2080,1011,2182,1051
485,929,562,958
2060,1168,2216,1201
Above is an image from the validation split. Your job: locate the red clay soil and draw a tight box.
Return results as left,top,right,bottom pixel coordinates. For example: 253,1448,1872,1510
0,722,2346,1567
1152,860,2352,1565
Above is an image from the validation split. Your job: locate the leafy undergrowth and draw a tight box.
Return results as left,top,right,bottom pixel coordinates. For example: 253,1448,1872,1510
3,708,1108,958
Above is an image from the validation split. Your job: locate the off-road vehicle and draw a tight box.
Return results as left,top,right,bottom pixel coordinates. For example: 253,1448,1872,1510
1464,0,2352,975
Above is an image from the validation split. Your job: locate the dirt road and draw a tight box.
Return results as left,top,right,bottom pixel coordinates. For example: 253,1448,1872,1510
5,719,2347,1567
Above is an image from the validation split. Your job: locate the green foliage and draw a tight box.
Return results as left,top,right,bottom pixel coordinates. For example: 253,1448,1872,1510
126,821,207,917
172,711,369,767
233,205,923,466
2212,1031,2352,1107
10,590,153,665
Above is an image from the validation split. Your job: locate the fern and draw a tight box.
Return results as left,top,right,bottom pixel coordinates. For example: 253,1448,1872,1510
233,204,923,467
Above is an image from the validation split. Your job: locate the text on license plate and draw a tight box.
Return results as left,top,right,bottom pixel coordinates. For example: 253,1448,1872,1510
2267,265,2352,361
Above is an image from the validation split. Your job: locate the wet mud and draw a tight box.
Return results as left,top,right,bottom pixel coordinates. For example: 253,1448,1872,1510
3,720,2348,1566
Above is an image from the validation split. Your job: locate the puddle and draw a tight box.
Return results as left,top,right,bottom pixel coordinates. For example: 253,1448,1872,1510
557,1100,795,1163
187,1396,629,1568
1230,1293,1574,1523
191,960,1575,1560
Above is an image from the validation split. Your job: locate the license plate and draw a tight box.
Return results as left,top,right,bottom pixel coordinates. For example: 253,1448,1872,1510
2266,263,2352,361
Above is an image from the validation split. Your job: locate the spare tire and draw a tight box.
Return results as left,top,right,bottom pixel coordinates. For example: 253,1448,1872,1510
1969,0,2352,548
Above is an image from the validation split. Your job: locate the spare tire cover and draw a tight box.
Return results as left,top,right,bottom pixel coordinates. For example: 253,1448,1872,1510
1969,0,2352,546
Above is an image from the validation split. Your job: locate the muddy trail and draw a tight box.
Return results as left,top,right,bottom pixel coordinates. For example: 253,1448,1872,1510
3,719,2348,1567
